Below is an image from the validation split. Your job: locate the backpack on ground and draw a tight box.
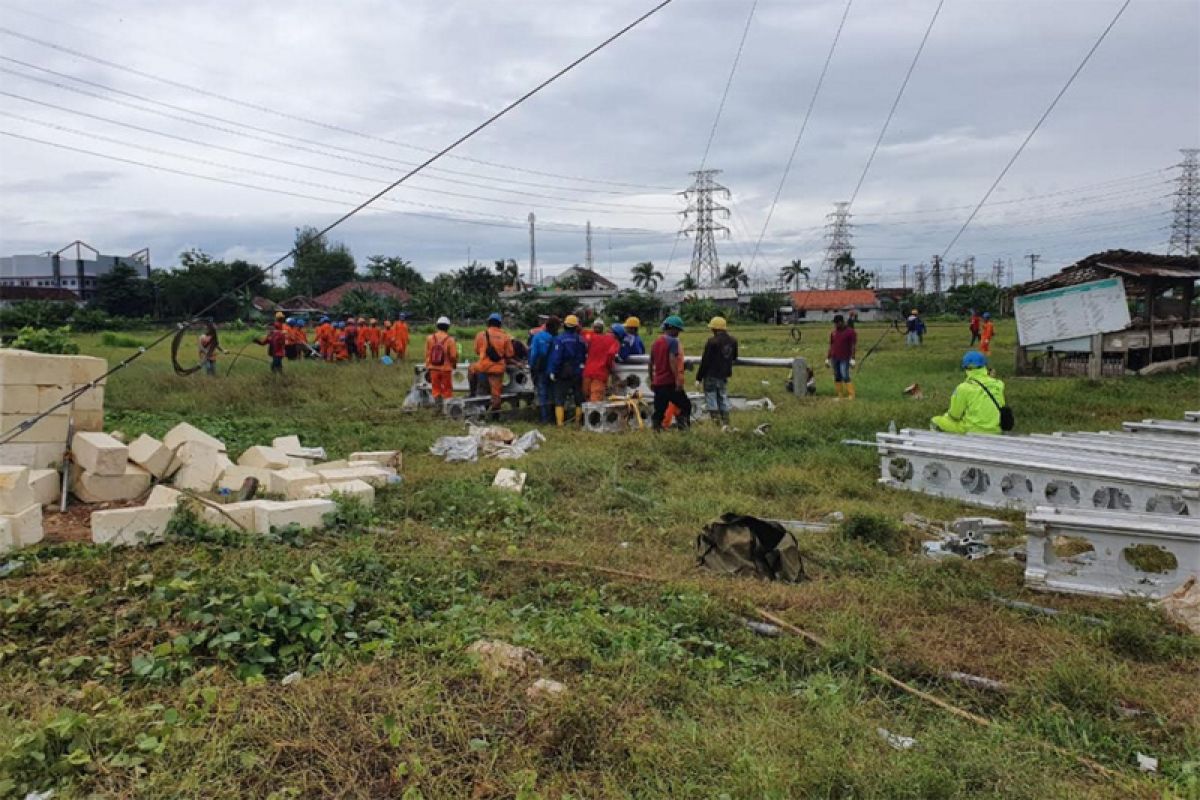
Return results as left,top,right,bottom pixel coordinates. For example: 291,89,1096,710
696,513,806,582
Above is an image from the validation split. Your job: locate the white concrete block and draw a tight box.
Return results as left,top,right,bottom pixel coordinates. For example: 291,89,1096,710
286,457,315,469
0,413,69,444
271,435,303,452
146,485,183,507
311,460,350,473
28,468,60,507
348,461,397,475
68,355,108,386
0,442,65,470
199,499,259,530
216,465,271,494
0,465,34,514
73,410,105,432
0,522,11,555
128,434,175,478
170,440,227,492
71,431,128,477
302,478,375,506
237,445,290,470
492,468,526,493
0,350,74,386
349,450,402,469
91,504,175,547
0,502,43,547
59,382,105,412
266,468,323,499
253,499,335,533
0,385,42,415
314,466,392,488
162,422,226,453
70,464,151,503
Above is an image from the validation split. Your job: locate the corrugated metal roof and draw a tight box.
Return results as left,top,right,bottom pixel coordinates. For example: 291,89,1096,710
790,289,879,310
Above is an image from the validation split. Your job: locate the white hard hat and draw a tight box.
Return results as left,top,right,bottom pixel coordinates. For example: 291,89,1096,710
436,316,451,326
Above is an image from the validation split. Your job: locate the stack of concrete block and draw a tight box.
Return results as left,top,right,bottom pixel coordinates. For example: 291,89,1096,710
69,431,152,503
87,425,401,547
0,349,107,468
0,465,44,554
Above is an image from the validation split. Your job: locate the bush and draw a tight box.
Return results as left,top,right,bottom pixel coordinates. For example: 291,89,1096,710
99,332,145,348
679,297,721,324
0,300,75,329
8,325,79,354
508,292,581,328
839,512,907,555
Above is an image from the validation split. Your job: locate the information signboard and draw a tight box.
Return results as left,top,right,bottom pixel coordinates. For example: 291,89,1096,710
1014,277,1130,347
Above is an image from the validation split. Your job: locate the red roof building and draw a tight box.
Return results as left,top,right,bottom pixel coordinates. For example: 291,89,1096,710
789,289,882,322
313,281,412,309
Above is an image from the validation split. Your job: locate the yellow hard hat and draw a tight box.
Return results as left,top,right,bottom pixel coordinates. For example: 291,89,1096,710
274,310,285,320
911,309,919,315
624,316,640,328
564,314,580,328
708,316,727,330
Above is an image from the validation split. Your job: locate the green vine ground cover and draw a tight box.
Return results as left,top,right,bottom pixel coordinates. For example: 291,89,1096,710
1,321,1198,798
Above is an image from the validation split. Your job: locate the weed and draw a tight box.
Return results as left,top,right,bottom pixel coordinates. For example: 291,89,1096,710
839,512,909,555
99,331,146,348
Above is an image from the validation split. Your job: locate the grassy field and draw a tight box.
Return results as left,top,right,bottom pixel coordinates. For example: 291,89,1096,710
2,320,1198,799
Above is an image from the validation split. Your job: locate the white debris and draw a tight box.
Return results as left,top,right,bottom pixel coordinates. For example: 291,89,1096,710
876,727,917,750
467,639,543,678
492,468,526,493
281,671,303,686
431,426,545,463
526,678,567,701
1135,752,1158,773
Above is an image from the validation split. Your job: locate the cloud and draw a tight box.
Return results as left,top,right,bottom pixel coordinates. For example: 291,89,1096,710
0,0,1195,287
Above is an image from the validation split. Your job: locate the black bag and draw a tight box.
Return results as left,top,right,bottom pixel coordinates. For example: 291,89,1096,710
970,379,1014,432
484,331,503,363
696,514,806,582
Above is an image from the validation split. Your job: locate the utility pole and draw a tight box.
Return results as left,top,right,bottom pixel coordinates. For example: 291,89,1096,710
1168,148,1199,255
585,220,594,271
820,201,854,289
1025,253,1041,282
930,255,943,294
681,169,730,287
901,263,908,291
528,212,537,286
1007,258,1014,287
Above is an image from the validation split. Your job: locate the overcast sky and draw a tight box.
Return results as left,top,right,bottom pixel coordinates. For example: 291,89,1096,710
0,0,1196,289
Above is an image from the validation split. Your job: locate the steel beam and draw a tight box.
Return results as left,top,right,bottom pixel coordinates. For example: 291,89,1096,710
1025,506,1200,599
1123,419,1200,437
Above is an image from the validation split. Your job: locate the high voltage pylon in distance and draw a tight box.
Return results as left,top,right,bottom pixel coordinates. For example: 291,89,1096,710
1167,148,1199,255
680,169,730,287
820,201,854,288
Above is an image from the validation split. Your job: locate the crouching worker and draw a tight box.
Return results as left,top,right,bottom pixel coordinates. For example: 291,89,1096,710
931,350,1006,434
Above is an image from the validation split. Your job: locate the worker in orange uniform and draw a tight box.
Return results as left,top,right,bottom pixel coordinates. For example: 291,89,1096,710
474,312,515,419
979,312,996,356
315,316,334,361
582,318,619,402
425,316,458,411
391,314,411,360
291,318,311,358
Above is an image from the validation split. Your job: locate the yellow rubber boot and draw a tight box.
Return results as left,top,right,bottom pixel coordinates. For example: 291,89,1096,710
574,407,583,426
833,382,844,400
555,406,566,427
846,382,856,400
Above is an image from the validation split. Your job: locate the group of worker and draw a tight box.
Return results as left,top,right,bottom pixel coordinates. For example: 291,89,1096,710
263,312,413,363
423,312,741,430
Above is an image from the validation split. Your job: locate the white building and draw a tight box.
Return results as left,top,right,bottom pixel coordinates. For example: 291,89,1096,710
0,242,149,304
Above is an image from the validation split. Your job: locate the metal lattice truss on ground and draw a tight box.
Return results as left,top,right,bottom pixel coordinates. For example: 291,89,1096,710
412,363,533,394
443,393,536,422
873,428,1200,517
582,401,648,433
1025,507,1200,599
1123,418,1200,438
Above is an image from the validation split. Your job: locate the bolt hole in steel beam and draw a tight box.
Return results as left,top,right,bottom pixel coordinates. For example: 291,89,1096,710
960,467,991,495
1092,486,1132,510
1146,494,1190,515
923,462,951,486
587,410,604,427
605,411,620,425
1121,544,1179,574
1050,535,1095,562
624,374,643,389
888,458,913,482
1044,480,1081,507
1001,473,1034,500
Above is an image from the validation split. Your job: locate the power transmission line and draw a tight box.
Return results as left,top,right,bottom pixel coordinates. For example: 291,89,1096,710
0,59,672,200
939,0,1132,259
0,0,677,446
0,26,677,192
847,0,945,207
747,0,854,273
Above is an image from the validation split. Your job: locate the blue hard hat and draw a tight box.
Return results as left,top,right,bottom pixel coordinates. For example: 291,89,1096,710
982,312,991,319
335,321,345,329
962,350,988,369
320,316,329,323
611,323,626,338
487,312,503,324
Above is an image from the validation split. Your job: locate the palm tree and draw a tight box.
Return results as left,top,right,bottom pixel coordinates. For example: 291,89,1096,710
631,261,663,293
778,259,809,291
494,258,521,290
675,274,699,292
720,262,749,290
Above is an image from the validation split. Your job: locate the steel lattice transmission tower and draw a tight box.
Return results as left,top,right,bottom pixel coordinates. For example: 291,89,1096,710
1168,148,1199,255
680,169,730,286
820,202,854,288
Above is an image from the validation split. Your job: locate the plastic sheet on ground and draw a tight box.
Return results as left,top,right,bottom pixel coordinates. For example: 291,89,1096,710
430,425,546,463
403,383,432,408
1161,577,1200,635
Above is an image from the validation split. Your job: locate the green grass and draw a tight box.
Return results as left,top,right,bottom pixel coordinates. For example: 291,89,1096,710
2,320,1198,799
